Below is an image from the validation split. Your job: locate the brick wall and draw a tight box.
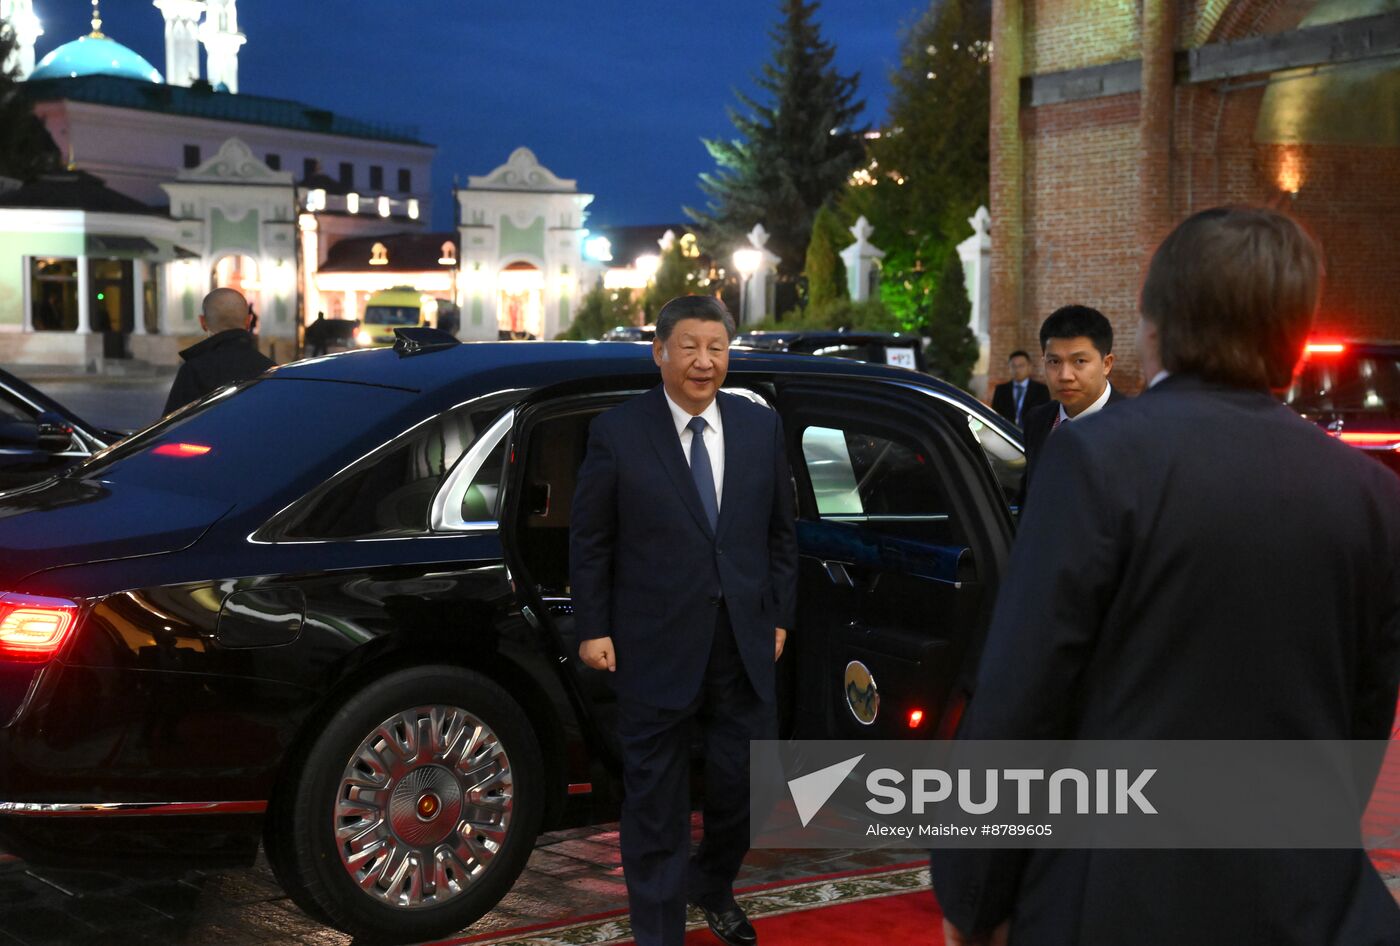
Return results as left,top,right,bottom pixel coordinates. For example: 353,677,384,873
1022,95,1145,384
1025,0,1139,74
988,0,1400,396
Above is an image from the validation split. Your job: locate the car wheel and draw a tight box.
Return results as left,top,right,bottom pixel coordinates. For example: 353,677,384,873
269,665,544,942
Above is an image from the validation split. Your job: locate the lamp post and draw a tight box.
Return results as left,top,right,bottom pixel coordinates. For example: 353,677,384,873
732,248,761,326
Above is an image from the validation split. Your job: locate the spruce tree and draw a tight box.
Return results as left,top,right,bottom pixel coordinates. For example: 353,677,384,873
687,0,866,279
924,251,980,389
803,204,849,312
0,28,59,182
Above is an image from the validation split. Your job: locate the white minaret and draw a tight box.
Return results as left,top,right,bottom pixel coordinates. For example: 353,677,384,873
1,0,43,79
199,0,244,93
154,0,204,87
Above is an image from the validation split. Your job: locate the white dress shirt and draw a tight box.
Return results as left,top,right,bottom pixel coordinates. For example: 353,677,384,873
1057,381,1115,425
1148,370,1171,389
664,389,725,511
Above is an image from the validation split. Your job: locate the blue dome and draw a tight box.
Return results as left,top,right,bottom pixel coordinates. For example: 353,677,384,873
30,34,163,84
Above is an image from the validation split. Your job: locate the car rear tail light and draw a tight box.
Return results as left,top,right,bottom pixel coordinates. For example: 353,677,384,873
0,594,80,661
1304,342,1347,356
1331,431,1400,450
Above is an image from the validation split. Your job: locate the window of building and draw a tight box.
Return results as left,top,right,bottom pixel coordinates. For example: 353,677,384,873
303,157,319,180
30,258,78,332
397,168,411,193
183,144,201,169
369,165,383,190
339,161,354,188
89,259,134,333
265,153,281,170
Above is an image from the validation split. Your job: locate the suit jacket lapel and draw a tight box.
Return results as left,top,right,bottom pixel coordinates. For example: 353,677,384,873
643,386,715,539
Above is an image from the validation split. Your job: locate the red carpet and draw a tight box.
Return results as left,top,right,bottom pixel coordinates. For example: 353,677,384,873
444,862,935,946
720,889,942,946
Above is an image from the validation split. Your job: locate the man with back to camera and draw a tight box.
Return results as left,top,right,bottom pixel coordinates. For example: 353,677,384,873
163,287,275,414
569,295,799,946
1015,305,1127,509
930,206,1400,945
990,350,1049,427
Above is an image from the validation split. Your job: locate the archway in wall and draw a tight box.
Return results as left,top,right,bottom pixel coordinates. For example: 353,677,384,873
212,253,260,296
498,261,544,339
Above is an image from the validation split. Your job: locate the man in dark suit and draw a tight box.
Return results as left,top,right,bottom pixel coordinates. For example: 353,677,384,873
990,350,1049,426
570,295,799,946
932,207,1400,945
1015,305,1127,509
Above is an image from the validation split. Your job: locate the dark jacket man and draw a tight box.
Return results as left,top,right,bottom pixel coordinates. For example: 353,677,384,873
570,295,798,946
164,288,274,414
1014,306,1125,511
990,351,1049,426
932,207,1400,946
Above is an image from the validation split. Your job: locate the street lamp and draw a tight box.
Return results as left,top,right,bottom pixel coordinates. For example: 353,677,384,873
634,254,660,280
733,249,762,325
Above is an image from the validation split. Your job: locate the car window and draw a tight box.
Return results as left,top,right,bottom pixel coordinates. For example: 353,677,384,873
962,413,1025,509
1287,351,1400,415
277,400,508,540
459,431,506,523
0,387,35,424
801,424,949,522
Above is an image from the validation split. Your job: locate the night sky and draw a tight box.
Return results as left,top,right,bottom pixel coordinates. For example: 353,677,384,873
34,0,928,230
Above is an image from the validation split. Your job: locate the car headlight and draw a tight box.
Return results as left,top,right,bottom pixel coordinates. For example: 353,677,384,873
356,329,373,346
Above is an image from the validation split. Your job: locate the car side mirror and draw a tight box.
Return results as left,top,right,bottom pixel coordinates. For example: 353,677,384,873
35,411,74,453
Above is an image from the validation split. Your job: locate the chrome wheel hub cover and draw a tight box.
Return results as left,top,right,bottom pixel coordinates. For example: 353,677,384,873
335,705,514,909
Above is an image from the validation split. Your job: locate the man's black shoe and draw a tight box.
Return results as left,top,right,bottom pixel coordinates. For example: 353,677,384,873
693,902,757,946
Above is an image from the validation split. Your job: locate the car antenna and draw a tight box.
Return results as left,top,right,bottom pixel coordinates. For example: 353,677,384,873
393,327,460,356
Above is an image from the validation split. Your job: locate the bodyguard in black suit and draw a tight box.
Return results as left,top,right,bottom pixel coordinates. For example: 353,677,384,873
989,350,1049,426
570,296,799,946
1015,306,1126,510
932,207,1400,945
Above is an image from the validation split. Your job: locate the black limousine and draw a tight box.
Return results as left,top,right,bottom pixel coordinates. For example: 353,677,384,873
0,338,1023,941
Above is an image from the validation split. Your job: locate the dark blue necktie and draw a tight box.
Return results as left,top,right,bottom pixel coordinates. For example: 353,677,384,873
1014,382,1026,424
687,415,718,532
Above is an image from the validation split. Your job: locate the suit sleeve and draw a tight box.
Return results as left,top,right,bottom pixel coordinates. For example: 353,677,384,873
767,411,799,629
930,425,1122,934
569,416,619,642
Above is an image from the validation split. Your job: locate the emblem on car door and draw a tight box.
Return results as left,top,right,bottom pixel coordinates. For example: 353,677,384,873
844,660,879,725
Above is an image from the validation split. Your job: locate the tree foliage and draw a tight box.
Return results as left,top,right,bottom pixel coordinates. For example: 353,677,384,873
687,0,866,278
839,0,990,384
557,280,641,340
803,204,849,311
642,235,705,320
924,251,980,388
0,28,59,182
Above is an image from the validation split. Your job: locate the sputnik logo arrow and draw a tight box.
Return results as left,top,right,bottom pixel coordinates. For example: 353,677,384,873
787,754,864,827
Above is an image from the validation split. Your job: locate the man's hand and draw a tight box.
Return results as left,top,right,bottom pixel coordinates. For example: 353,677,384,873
775,627,787,661
579,637,616,672
941,919,1009,946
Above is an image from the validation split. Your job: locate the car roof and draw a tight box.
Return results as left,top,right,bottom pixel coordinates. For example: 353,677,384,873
269,340,937,395
264,339,989,426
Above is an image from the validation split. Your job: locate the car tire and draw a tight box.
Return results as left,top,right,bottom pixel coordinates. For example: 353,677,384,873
268,665,545,942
